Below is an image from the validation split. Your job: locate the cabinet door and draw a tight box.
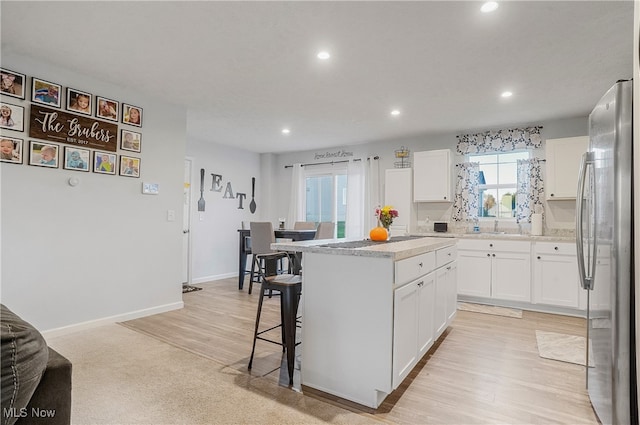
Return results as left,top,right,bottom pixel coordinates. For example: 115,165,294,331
546,136,589,199
385,168,412,229
533,253,581,308
457,250,491,297
413,150,451,202
434,267,448,338
491,252,531,302
393,280,418,389
417,272,436,359
445,261,458,324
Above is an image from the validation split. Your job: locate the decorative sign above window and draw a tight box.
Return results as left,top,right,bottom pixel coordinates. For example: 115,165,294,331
29,105,118,152
314,149,353,160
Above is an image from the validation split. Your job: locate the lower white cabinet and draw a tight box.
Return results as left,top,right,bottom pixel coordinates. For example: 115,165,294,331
393,272,435,388
532,242,586,310
435,261,457,338
457,239,530,302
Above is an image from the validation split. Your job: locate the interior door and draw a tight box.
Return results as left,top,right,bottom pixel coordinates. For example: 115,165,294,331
182,158,192,284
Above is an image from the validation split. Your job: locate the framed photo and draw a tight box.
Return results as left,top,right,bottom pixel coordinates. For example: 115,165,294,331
119,155,140,178
120,129,142,153
66,88,92,116
63,146,90,172
29,141,59,168
122,103,142,127
93,151,116,175
0,68,26,99
96,96,119,121
32,78,61,108
0,136,23,164
0,102,25,131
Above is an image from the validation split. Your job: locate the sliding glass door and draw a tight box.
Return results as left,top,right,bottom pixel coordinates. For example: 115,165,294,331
304,168,347,238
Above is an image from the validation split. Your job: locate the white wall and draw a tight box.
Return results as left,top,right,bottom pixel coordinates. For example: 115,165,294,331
270,116,588,232
186,138,261,283
0,54,186,332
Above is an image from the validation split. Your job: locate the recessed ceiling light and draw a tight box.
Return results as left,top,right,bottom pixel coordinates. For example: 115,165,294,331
481,2,499,13
317,51,330,60
282,128,291,134
501,91,513,98
390,109,401,116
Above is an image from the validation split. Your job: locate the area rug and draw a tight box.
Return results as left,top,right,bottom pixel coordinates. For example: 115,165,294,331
535,330,594,367
457,302,523,318
182,284,202,293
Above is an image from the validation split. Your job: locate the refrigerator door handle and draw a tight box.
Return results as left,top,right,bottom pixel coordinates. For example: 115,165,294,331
575,151,596,290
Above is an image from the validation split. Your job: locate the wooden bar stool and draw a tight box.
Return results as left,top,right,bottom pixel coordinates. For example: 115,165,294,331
248,272,302,385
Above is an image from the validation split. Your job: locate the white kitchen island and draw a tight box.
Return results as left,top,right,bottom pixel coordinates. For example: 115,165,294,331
271,236,457,409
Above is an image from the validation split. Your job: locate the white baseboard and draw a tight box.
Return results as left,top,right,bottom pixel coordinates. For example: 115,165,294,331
42,301,184,339
191,272,237,284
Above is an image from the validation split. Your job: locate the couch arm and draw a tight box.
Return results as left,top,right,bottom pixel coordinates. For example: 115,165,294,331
16,348,72,425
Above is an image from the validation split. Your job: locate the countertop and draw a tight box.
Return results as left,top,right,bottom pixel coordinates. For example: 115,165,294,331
272,236,456,261
410,231,575,243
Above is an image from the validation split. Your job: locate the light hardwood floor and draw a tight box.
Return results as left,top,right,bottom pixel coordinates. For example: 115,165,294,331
121,278,599,424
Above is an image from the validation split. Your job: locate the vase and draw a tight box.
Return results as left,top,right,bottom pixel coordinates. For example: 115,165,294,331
384,226,391,241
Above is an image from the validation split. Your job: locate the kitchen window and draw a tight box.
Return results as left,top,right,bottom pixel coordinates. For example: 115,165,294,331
469,151,529,219
304,168,347,238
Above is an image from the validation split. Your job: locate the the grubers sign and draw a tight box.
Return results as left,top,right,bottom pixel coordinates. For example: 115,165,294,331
29,105,118,152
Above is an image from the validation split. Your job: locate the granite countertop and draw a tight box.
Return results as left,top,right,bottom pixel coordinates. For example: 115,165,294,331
410,231,575,243
271,236,456,261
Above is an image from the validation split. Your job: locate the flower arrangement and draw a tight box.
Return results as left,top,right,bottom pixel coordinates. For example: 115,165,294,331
376,205,399,229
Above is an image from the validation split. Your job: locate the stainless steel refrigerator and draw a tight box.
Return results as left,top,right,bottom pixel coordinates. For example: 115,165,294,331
576,79,636,425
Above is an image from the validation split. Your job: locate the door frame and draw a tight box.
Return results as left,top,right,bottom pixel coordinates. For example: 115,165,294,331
183,157,194,285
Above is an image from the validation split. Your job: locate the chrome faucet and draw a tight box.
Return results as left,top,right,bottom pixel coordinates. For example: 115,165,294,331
494,220,499,232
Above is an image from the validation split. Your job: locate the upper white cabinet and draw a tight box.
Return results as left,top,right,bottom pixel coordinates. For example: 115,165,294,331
385,168,413,235
413,149,452,202
545,136,589,200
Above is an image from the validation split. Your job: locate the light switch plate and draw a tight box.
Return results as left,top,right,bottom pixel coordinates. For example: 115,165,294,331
142,182,159,195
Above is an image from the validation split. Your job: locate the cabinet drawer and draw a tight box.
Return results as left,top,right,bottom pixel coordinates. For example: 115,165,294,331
395,252,435,285
535,242,576,256
436,245,456,268
458,238,530,253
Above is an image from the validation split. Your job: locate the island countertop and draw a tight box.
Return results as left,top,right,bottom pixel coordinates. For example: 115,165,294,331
272,236,456,261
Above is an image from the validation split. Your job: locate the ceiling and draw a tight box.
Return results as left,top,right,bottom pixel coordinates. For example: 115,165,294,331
0,1,633,154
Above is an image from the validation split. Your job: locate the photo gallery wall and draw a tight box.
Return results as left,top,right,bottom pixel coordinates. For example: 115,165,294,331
0,67,143,178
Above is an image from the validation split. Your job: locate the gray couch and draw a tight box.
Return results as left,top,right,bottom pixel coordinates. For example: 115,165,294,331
1,304,71,425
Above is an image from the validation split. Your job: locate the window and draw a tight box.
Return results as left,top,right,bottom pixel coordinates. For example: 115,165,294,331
304,168,347,238
470,151,529,219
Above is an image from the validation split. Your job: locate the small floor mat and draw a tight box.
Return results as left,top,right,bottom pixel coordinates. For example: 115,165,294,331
535,330,593,367
182,285,202,294
457,302,523,318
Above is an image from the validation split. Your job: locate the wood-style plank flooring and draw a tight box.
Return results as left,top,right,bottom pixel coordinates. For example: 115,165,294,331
121,278,599,424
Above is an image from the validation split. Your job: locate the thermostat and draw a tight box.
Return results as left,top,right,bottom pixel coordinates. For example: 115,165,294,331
142,182,159,195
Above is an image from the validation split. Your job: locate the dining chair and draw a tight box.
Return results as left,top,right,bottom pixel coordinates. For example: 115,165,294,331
293,221,316,230
314,222,335,239
248,222,290,295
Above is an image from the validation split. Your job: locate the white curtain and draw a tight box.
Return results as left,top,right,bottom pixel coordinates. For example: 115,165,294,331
346,160,366,239
451,162,480,222
516,158,545,223
365,157,380,232
287,164,304,228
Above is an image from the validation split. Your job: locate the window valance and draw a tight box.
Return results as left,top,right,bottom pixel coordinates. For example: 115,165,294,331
456,126,543,154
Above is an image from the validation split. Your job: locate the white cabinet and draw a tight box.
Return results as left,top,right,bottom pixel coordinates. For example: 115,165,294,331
457,239,531,302
435,261,457,338
546,136,589,200
413,149,452,202
532,242,586,309
393,272,435,388
385,168,413,235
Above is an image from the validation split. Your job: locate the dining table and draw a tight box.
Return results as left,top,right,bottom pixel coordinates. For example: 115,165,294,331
237,228,316,290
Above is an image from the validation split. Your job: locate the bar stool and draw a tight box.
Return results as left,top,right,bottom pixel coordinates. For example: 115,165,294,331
248,272,302,385
248,222,290,295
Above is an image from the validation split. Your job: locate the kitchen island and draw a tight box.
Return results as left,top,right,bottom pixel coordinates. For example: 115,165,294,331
271,236,457,409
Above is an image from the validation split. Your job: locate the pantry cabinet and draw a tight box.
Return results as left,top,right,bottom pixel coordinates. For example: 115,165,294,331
545,136,589,200
413,149,452,202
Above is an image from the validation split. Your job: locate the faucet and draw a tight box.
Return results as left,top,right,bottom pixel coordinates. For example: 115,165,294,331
494,220,499,232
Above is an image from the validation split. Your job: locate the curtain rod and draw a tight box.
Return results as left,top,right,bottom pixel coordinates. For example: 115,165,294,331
284,156,379,169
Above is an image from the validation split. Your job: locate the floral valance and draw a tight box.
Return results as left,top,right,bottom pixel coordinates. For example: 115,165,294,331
456,126,543,155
